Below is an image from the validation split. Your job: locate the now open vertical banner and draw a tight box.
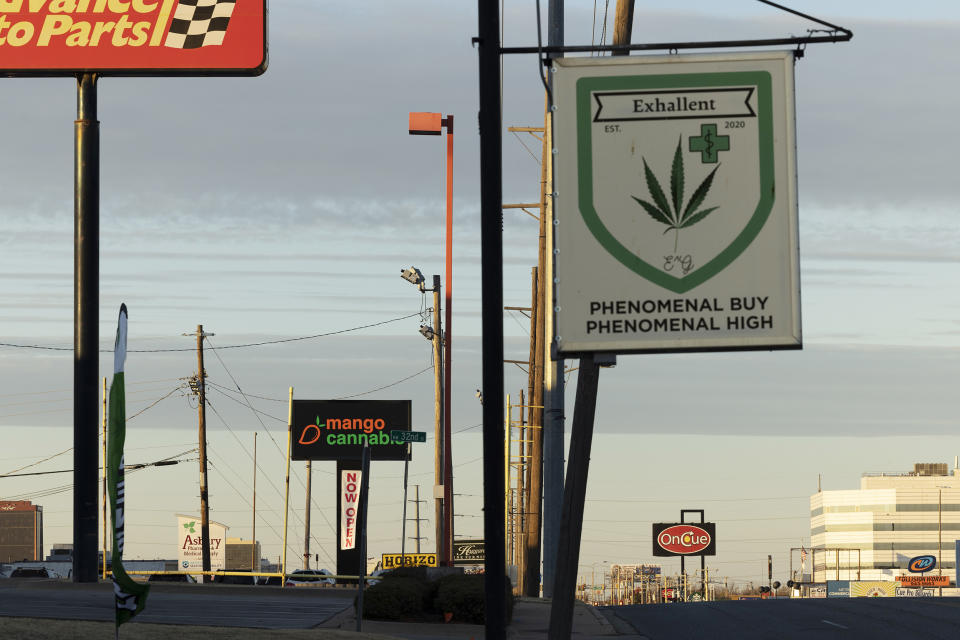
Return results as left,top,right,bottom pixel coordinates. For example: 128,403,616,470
340,470,361,550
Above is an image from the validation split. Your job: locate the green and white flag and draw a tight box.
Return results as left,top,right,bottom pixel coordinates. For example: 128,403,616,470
107,304,150,628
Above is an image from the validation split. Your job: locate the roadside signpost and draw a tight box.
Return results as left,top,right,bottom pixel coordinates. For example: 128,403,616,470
548,51,801,636
392,430,427,443
0,0,268,584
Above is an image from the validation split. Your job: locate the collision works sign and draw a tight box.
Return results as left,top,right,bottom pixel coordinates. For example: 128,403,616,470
652,522,716,557
292,399,412,462
0,0,267,76
553,52,800,355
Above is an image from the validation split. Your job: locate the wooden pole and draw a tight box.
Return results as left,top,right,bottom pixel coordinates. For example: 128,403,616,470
432,276,444,561
252,432,257,573
612,0,635,55
281,388,293,586
196,325,212,582
525,264,544,596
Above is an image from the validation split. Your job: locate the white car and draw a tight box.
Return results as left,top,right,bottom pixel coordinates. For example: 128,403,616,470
284,568,335,587
366,569,386,585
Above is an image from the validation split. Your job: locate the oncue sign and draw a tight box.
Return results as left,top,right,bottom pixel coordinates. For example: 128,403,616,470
652,522,716,557
0,0,267,76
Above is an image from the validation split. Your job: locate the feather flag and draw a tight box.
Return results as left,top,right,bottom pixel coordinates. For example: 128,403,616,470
107,304,150,628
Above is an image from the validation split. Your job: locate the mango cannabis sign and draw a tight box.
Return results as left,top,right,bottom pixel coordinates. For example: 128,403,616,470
0,0,266,76
292,399,411,461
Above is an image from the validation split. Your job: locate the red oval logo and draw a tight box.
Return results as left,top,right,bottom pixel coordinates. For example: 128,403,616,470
656,525,711,554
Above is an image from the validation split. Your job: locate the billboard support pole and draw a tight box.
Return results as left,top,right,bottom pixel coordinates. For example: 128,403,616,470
401,443,410,563
548,353,607,639
281,387,293,587
73,71,100,584
356,443,371,632
477,0,507,636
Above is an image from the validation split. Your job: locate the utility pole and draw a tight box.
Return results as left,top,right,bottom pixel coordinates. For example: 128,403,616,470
517,390,526,593
430,275,445,562
252,432,257,573
525,265,544,597
304,460,312,569
410,484,426,553
187,325,213,583
612,0,635,55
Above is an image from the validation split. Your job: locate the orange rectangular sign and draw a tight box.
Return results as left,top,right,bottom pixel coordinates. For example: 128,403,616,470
0,0,266,76
898,575,950,587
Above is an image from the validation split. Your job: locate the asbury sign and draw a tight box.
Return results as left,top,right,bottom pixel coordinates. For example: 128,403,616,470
553,52,801,354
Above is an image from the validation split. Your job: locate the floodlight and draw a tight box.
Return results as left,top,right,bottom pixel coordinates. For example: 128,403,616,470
400,266,425,287
419,325,435,341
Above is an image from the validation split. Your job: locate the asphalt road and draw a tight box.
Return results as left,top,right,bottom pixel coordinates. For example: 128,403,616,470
604,597,960,639
0,581,354,629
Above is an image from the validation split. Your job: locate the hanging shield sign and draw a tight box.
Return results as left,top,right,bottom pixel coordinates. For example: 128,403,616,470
553,53,801,355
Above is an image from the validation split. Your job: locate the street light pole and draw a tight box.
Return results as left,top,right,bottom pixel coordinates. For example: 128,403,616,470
408,112,455,565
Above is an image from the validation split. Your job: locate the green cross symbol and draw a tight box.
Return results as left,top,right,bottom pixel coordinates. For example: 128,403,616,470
688,124,730,163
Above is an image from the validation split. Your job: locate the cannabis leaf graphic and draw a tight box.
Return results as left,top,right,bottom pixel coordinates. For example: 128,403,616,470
632,137,720,254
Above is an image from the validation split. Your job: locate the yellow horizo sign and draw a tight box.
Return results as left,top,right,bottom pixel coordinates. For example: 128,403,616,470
381,553,437,569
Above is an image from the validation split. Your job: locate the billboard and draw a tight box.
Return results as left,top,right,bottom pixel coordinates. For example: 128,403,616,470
553,52,800,355
292,399,411,461
826,580,850,598
652,522,716,557
452,539,484,565
340,470,361,550
897,575,950,588
0,0,267,76
851,581,896,597
176,514,227,572
381,553,437,569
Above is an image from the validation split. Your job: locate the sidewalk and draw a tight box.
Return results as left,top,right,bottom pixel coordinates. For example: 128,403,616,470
325,597,647,639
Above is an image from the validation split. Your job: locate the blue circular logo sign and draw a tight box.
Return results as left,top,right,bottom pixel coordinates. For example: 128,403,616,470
907,555,936,573
182,560,190,569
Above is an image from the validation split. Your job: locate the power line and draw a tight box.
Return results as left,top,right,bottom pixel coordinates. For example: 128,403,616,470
0,312,424,352
127,384,187,421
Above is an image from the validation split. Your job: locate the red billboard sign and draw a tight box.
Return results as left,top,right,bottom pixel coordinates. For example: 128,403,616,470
0,0,266,76
652,522,716,556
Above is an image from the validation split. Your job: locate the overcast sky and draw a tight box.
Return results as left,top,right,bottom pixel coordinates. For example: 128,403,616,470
2,1,960,589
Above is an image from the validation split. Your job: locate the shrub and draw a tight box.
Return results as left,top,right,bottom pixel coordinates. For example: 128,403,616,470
434,574,514,625
361,576,428,620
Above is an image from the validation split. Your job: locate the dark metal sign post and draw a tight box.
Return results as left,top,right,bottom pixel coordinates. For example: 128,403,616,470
73,72,100,584
547,354,607,639
476,1,506,638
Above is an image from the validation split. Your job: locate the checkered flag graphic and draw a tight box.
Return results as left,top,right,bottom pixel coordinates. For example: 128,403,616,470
165,0,236,49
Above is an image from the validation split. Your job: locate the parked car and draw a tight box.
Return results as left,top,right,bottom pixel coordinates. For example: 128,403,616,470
257,575,283,586
147,572,196,583
212,571,257,585
284,569,335,587
9,567,51,579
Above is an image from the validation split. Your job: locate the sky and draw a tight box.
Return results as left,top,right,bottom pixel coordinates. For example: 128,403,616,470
1,0,960,592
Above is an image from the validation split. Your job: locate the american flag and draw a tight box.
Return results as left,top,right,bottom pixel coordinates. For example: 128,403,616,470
165,0,237,49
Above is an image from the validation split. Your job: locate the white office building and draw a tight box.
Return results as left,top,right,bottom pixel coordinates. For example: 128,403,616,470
810,462,960,583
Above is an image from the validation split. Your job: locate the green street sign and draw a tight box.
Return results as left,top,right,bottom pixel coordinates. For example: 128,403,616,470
391,430,426,443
